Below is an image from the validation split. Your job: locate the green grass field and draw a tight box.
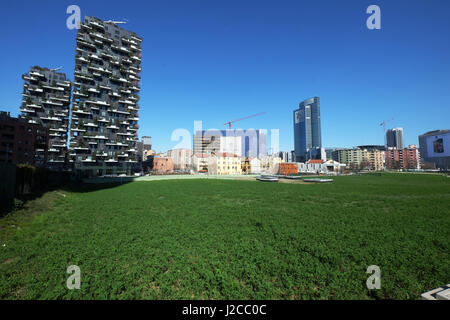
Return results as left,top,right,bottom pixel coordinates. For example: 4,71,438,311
0,173,449,299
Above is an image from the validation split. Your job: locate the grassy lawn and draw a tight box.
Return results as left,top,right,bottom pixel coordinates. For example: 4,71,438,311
0,173,449,299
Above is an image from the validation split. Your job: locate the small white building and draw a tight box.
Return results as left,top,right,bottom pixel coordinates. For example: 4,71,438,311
250,158,261,174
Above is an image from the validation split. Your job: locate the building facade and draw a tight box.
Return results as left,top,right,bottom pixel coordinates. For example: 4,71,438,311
386,128,404,149
332,148,364,169
293,97,322,162
418,130,450,170
167,148,193,171
279,163,298,175
193,129,267,158
277,151,289,162
332,148,385,170
0,111,49,165
215,152,242,175
69,16,142,177
385,145,421,170
142,136,152,150
366,149,384,171
152,156,174,174
250,157,262,174
20,66,71,165
192,153,213,174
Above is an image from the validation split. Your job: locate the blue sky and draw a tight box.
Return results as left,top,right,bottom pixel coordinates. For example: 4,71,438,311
0,0,449,153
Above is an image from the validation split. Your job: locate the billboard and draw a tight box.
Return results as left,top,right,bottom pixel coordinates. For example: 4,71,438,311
426,132,450,158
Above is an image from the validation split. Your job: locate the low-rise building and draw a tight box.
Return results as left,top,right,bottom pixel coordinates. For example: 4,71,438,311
250,158,261,174
152,156,174,174
216,152,241,175
192,153,211,174
279,163,298,175
241,157,251,174
260,155,282,174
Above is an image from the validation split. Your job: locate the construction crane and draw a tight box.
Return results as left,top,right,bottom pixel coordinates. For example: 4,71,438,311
380,118,394,133
380,118,394,146
224,112,266,129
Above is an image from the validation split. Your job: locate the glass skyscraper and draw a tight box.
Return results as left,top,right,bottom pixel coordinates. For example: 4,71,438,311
293,97,322,162
386,128,404,149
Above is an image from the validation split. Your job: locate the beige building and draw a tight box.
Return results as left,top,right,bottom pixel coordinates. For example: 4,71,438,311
143,149,155,161
215,152,242,175
365,149,385,170
332,148,385,170
260,156,282,174
167,148,192,171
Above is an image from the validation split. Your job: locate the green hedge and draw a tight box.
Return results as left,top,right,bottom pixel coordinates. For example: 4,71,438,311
0,163,16,213
1,164,71,215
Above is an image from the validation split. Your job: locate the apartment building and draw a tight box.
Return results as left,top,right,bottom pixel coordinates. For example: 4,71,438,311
167,148,193,171
331,148,385,170
20,66,71,165
69,16,142,177
332,148,364,168
0,111,49,165
385,145,421,170
215,152,242,175
366,149,384,170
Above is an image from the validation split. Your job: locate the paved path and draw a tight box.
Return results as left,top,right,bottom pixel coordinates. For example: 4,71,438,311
83,174,260,184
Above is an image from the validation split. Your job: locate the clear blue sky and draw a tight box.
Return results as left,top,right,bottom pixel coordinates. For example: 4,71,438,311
1,0,449,153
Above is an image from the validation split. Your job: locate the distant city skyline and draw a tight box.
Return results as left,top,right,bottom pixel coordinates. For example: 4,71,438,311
1,0,449,154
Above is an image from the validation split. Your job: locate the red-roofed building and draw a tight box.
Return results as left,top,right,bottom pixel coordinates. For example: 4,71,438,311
307,159,324,164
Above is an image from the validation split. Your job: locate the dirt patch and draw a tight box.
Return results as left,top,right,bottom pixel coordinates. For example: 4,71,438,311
2,257,19,265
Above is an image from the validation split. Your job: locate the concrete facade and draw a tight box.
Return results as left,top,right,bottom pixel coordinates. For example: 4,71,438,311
167,148,193,171
0,111,49,165
69,16,142,176
20,66,71,165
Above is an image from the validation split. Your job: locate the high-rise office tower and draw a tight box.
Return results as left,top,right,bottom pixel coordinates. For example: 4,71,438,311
142,136,152,151
20,66,72,165
386,128,404,149
69,16,142,176
293,97,322,162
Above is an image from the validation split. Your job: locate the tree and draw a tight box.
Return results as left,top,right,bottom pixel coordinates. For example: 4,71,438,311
360,160,370,171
